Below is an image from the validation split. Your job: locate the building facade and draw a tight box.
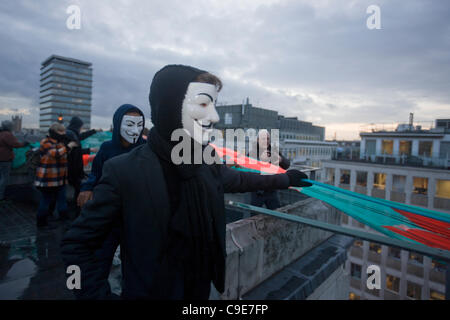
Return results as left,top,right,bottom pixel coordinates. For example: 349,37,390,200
321,120,450,300
359,119,450,169
11,115,22,132
215,100,337,179
39,55,92,131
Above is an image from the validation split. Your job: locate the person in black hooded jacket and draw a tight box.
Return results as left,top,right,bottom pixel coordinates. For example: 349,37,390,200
65,117,99,215
77,104,145,284
61,64,311,300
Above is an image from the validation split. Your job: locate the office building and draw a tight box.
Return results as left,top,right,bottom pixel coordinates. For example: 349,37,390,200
321,118,450,300
215,99,337,179
39,55,92,131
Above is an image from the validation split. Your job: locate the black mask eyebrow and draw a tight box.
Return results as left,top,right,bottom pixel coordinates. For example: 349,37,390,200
197,93,213,102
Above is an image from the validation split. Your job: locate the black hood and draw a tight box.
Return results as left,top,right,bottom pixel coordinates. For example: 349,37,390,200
149,64,207,142
67,116,84,133
112,104,145,147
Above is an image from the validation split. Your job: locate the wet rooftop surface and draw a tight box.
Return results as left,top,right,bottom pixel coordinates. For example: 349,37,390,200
0,186,313,300
0,201,76,300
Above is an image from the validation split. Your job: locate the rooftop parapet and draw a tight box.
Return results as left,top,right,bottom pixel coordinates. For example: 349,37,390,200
211,198,348,300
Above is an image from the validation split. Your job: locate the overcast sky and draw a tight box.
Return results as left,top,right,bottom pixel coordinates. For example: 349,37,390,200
0,0,449,139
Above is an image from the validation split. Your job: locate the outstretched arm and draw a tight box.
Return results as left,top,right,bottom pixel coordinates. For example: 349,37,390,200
220,165,289,193
221,165,311,193
61,160,122,299
79,129,97,141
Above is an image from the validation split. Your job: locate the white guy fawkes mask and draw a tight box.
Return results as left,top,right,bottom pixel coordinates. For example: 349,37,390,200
181,82,220,145
120,115,144,144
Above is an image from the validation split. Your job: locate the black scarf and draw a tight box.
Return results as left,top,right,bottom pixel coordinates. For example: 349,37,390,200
148,128,220,297
147,65,222,298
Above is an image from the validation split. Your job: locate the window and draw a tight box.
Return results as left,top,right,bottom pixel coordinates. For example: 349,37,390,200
350,263,362,279
356,171,367,187
436,180,450,199
392,175,406,192
431,260,446,272
413,177,428,195
382,140,393,155
340,170,350,185
327,168,335,184
341,214,348,225
373,173,386,190
430,290,445,300
354,240,363,247
407,282,421,299
224,113,232,125
366,140,376,155
399,140,412,155
418,141,432,157
408,253,423,264
369,243,382,254
386,275,400,293
388,247,401,259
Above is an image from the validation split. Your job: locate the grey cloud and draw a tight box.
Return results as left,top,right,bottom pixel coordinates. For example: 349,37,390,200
0,0,448,138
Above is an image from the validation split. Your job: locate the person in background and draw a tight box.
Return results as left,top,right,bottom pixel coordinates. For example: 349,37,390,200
0,120,29,204
65,116,99,215
250,129,291,210
77,104,145,283
77,105,145,206
35,123,76,227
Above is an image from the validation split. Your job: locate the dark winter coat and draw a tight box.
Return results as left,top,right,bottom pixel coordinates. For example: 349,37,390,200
65,117,97,185
60,142,290,299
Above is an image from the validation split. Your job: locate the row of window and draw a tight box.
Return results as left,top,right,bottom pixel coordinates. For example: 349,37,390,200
41,75,92,88
40,102,91,112
326,168,450,199
350,263,444,299
352,240,425,264
41,68,92,82
40,82,91,95
282,134,321,141
281,147,333,160
365,139,435,157
40,120,91,129
40,95,91,106
41,88,91,99
40,112,90,121
41,62,92,76
349,289,444,300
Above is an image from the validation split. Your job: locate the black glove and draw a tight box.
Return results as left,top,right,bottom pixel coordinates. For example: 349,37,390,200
286,170,312,187
23,141,30,147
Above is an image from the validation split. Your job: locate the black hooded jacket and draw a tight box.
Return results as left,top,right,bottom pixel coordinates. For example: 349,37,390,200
61,65,291,299
65,117,97,184
80,104,145,192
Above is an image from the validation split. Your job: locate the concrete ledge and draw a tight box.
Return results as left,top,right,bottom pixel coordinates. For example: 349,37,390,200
216,198,342,300
242,234,354,300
